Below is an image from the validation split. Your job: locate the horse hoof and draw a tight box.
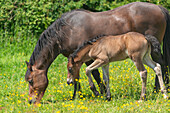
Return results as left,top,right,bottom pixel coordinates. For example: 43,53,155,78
70,98,75,101
106,97,111,101
70,96,76,100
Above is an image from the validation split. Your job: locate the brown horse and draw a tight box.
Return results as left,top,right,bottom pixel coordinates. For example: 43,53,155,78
25,2,170,104
67,32,169,101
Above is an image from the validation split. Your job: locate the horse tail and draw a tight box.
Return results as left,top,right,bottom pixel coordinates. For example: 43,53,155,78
159,6,170,72
144,34,161,55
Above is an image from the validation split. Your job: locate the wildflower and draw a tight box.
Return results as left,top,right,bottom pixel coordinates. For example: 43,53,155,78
37,103,41,107
29,97,32,100
18,100,21,104
79,101,83,104
80,106,88,110
62,102,64,106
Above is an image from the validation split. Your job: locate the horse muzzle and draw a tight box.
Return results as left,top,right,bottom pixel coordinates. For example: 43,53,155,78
28,97,36,104
67,78,73,85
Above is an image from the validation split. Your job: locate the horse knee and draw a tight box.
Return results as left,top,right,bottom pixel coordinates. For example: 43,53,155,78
154,63,162,76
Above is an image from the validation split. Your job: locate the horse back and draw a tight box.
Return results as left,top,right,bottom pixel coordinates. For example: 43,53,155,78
61,2,165,56
89,32,149,62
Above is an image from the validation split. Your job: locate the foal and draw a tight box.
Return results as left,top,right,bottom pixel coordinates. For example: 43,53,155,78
67,32,168,101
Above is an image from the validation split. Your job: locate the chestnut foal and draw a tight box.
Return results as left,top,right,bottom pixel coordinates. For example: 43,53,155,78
67,32,168,101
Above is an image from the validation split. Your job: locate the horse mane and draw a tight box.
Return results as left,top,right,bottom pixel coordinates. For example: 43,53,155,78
29,16,68,66
71,34,105,58
29,9,92,66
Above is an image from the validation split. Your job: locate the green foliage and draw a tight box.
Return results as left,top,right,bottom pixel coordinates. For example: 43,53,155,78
0,0,170,45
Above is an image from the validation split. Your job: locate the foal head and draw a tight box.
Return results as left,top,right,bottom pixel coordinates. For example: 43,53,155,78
67,56,80,85
25,61,48,104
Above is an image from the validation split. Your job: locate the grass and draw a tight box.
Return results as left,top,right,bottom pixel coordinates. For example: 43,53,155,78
0,46,170,113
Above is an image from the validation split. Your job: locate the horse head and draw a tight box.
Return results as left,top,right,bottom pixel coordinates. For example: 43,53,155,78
67,56,80,85
25,61,48,104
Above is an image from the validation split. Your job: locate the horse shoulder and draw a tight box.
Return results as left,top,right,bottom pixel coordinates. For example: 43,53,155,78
88,42,102,59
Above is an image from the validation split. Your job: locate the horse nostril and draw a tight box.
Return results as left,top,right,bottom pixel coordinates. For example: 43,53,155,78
28,98,36,104
67,81,70,85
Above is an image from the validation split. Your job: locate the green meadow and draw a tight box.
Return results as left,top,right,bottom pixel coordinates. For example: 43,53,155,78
1,0,170,113
0,48,170,112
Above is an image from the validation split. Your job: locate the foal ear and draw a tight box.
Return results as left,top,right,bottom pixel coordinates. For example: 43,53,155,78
25,61,33,71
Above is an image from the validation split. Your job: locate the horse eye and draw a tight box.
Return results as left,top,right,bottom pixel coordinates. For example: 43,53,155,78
68,67,72,73
28,79,33,85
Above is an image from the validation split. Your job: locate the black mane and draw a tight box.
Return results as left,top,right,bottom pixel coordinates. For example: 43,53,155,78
70,34,105,58
29,16,68,66
28,9,90,66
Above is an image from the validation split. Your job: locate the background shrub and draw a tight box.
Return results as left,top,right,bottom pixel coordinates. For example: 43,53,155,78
0,0,170,55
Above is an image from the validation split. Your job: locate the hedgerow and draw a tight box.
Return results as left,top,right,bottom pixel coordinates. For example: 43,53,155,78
0,0,169,54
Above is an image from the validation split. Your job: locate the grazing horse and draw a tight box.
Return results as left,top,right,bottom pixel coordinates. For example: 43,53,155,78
67,32,169,101
25,2,170,104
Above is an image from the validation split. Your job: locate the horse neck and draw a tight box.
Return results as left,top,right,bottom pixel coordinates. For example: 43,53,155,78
74,45,92,64
29,41,60,71
37,46,59,70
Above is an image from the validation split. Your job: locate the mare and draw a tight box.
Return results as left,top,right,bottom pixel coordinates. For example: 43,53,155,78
25,2,170,104
67,32,169,101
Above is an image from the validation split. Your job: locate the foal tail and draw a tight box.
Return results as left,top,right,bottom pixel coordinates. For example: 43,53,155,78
144,35,161,55
159,6,170,72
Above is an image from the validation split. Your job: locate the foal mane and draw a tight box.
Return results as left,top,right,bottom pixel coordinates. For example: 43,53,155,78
71,35,105,58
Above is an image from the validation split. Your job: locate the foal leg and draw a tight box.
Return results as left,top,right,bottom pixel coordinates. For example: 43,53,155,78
72,81,78,100
72,80,82,99
86,59,106,96
132,57,147,101
102,64,111,101
85,60,106,94
143,53,168,99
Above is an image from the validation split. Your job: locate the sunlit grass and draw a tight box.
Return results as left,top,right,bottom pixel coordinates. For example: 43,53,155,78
0,53,170,113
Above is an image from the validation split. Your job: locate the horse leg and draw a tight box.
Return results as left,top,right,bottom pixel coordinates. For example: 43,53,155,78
143,53,169,99
151,51,168,92
77,82,82,98
102,64,111,101
85,60,106,94
72,81,77,100
132,56,147,101
86,59,106,96
72,80,82,99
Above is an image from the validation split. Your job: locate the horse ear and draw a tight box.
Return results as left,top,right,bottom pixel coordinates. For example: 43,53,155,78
71,56,75,64
25,61,33,71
